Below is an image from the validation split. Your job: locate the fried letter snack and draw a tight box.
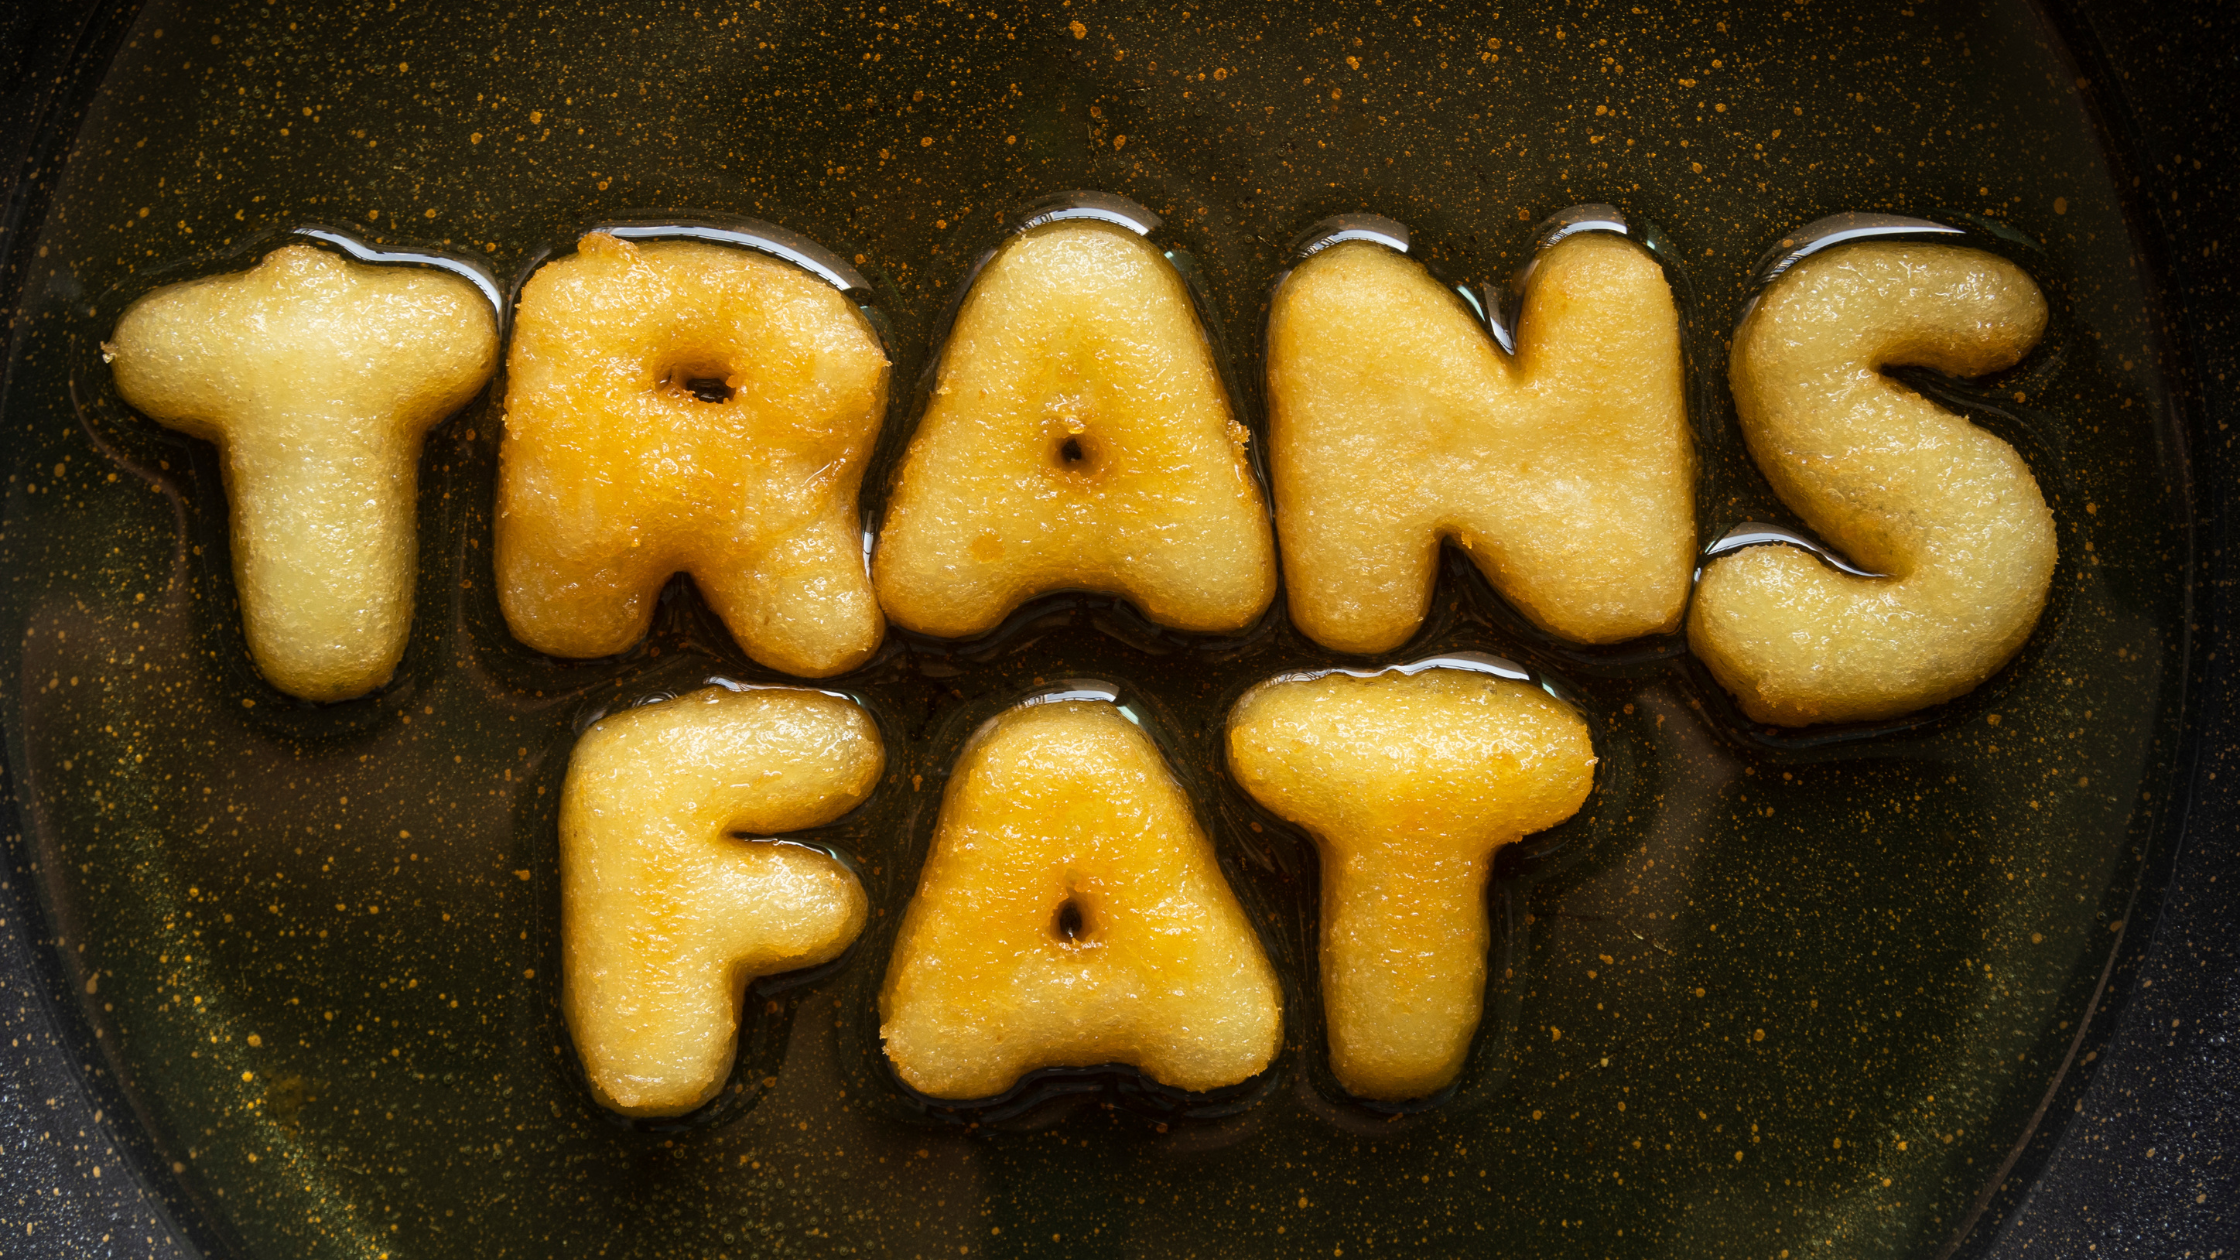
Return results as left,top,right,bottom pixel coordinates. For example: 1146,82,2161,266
880,698,1282,1099
1266,232,1693,653
1227,668,1594,1100
1689,242,2056,726
106,243,497,701
498,232,888,677
562,686,880,1116
872,220,1276,637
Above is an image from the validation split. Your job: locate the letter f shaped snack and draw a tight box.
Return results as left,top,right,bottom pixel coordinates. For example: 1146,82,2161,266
562,687,879,1116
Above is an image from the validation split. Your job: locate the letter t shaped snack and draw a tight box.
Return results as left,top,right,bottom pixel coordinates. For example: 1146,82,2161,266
107,243,498,701
1227,668,1595,1101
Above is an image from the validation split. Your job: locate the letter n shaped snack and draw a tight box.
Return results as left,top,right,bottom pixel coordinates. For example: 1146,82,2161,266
1266,231,1694,653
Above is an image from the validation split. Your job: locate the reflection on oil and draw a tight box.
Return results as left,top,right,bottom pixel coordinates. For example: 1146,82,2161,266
1700,520,1888,581
293,225,505,320
597,217,875,298
1749,210,1964,290
1010,189,1163,237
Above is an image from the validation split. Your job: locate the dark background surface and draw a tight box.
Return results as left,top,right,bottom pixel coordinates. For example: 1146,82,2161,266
0,0,2231,1256
1951,7,2237,1255
1,7,240,1256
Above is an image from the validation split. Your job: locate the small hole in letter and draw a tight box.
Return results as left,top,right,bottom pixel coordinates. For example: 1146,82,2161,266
1053,897,1087,942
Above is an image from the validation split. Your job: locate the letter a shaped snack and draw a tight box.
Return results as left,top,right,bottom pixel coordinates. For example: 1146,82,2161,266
1266,231,1694,653
1227,668,1595,1101
561,687,880,1116
106,243,497,701
872,220,1276,638
1689,242,2057,726
880,698,1282,1099
498,233,889,677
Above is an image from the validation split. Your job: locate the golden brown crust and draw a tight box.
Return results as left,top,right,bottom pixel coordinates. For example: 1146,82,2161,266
872,220,1276,638
497,233,888,677
880,700,1282,1099
1227,669,1594,1100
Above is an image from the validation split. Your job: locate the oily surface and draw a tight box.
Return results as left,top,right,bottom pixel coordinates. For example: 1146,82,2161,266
561,687,879,1117
0,1,2189,1258
499,232,889,676
881,700,1281,1098
106,243,496,700
1227,669,1595,1101
873,219,1275,637
1690,242,2057,726
1268,233,1693,653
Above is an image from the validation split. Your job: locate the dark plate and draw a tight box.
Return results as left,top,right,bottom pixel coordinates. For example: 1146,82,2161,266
1,0,2233,1256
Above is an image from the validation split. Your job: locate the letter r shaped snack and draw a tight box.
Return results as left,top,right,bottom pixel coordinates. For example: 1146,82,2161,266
498,233,889,677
